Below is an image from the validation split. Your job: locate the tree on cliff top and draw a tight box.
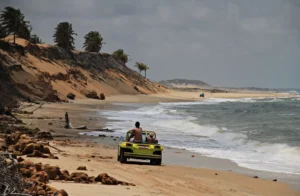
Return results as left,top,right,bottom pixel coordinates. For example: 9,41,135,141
30,34,43,44
143,64,149,78
112,49,129,64
53,22,77,50
135,62,144,74
0,25,7,38
0,6,31,43
83,31,105,53
135,62,150,78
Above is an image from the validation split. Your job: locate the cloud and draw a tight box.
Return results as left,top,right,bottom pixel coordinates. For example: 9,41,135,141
0,0,299,88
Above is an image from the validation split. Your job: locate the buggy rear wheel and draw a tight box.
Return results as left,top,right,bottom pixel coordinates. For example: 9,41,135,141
150,159,162,165
120,148,127,163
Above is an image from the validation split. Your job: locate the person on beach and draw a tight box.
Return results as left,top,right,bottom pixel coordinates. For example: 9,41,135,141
128,121,143,142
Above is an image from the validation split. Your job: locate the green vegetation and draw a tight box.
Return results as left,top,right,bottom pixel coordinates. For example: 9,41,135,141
53,22,77,50
0,24,7,38
30,34,43,44
0,6,31,44
135,62,150,78
112,49,129,64
83,31,105,52
0,40,10,50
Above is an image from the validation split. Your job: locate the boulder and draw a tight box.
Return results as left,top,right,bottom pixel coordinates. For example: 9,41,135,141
100,93,105,100
43,146,50,154
60,170,72,181
37,131,53,140
16,139,34,152
35,163,43,171
17,157,25,162
94,173,135,186
54,189,69,196
31,171,49,183
19,168,32,178
67,93,75,100
85,90,99,99
76,166,87,170
49,154,59,159
71,172,90,183
94,173,108,182
27,150,49,158
43,165,61,180
37,190,46,195
18,160,35,169
22,143,43,155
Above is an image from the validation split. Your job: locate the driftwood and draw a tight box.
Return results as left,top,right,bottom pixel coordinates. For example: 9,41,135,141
36,141,64,153
64,112,87,130
30,103,44,113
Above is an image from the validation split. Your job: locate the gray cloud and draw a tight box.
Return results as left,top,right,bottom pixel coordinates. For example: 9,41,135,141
1,0,299,88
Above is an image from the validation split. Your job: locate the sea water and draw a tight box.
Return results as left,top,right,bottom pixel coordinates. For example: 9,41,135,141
91,96,300,174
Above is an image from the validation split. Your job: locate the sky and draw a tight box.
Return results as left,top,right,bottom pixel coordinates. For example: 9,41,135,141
1,0,299,88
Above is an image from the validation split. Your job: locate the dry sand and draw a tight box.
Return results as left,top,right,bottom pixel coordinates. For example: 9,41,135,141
19,91,299,196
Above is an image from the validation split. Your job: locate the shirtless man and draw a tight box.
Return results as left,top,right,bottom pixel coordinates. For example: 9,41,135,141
128,122,143,142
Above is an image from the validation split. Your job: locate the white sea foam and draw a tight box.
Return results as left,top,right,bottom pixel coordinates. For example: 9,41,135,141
159,97,289,106
98,101,300,174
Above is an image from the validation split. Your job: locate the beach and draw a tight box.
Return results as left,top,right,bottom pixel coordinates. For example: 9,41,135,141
16,90,300,196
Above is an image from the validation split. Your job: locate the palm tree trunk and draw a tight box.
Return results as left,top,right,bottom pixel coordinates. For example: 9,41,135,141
13,31,16,44
145,70,147,78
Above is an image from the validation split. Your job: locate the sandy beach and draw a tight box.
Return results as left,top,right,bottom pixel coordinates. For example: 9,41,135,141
15,90,300,196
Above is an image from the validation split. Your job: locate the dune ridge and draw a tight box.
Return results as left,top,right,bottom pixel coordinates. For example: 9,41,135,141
0,36,166,103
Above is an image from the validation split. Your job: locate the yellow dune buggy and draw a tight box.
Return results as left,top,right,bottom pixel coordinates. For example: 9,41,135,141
117,130,163,165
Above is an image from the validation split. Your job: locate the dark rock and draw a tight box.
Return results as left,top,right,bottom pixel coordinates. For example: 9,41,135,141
20,168,32,178
67,93,75,100
43,165,61,180
31,171,49,183
37,131,53,140
99,93,105,100
77,166,87,171
54,189,69,196
85,90,99,99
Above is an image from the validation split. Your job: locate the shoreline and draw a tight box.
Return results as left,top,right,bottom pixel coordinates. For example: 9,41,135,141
19,92,300,196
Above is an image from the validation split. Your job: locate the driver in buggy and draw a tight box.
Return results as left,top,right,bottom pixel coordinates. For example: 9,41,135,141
128,121,143,143
127,122,158,144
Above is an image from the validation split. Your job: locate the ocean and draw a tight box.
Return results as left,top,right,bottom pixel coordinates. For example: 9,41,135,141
92,96,300,175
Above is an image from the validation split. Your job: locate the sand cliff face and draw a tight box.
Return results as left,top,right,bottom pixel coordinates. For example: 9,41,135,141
0,37,166,103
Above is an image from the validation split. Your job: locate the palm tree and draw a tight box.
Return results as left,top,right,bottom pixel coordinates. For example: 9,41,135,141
0,24,7,38
143,64,149,78
112,49,129,64
0,6,30,44
53,22,77,50
135,62,144,74
83,31,105,52
135,62,150,78
18,21,31,40
30,34,43,44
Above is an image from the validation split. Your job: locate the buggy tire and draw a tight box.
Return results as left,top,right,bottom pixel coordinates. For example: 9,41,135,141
155,158,162,165
150,159,162,165
117,152,120,161
120,148,127,163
